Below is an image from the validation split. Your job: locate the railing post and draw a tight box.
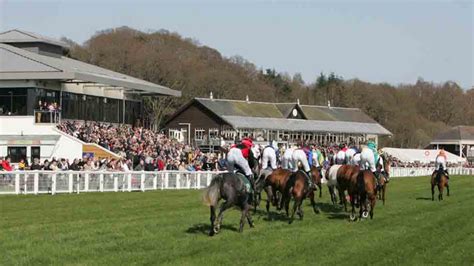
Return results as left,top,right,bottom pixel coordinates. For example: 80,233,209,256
153,173,158,190
68,173,73,193
128,174,132,192
187,173,191,189
176,173,181,189
24,174,28,194
34,172,39,195
51,173,57,195
141,172,145,192
197,173,201,189
207,172,211,186
99,173,104,192
114,175,118,192
165,172,169,190
84,173,90,192
15,173,20,195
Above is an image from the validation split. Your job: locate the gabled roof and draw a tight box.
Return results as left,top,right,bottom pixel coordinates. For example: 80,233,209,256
167,98,392,135
220,116,391,135
432,126,474,142
0,29,69,48
0,43,180,96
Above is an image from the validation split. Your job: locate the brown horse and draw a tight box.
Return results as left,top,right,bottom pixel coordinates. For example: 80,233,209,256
260,168,292,216
282,170,321,224
357,170,377,220
431,169,449,201
376,155,391,205
336,165,360,212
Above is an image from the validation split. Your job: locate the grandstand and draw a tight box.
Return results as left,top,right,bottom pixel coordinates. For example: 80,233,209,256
0,29,180,163
430,126,474,162
164,95,392,151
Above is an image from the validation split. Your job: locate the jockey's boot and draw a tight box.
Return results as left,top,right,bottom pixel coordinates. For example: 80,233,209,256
306,171,316,189
373,172,380,186
444,169,450,179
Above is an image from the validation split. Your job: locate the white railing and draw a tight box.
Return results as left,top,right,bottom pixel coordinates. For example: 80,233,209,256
389,167,474,178
0,171,225,195
0,168,472,195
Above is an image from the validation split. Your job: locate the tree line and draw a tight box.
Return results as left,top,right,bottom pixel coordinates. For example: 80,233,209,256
65,27,473,148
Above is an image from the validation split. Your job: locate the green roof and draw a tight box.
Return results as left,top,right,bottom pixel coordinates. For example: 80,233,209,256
196,98,376,123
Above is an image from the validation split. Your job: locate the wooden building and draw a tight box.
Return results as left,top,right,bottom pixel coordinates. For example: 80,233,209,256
164,96,392,151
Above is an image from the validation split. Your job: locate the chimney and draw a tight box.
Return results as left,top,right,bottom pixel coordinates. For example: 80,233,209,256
246,95,249,103
210,91,213,100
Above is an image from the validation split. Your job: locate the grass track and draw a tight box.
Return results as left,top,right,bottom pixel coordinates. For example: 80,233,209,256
1,175,473,265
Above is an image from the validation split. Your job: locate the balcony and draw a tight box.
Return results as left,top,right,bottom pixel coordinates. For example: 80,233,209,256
34,110,61,124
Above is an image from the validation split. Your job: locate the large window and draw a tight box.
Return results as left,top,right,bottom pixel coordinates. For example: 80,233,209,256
7,146,27,163
0,88,28,115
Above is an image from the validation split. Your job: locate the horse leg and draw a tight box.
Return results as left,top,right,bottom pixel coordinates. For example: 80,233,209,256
216,201,233,233
239,202,251,233
246,204,255,228
318,182,322,198
265,186,272,211
339,187,347,211
350,193,357,221
382,184,386,206
369,193,376,219
298,199,304,220
328,186,335,205
446,183,450,197
439,184,443,201
431,183,435,201
289,196,299,224
209,206,217,236
308,190,320,214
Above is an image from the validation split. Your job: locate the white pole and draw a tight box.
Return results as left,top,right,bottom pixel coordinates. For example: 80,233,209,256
15,173,20,195
141,172,145,192
68,173,73,193
51,173,56,195
34,172,39,195
99,173,104,192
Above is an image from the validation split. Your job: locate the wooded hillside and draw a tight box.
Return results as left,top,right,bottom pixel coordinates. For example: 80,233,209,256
66,27,473,148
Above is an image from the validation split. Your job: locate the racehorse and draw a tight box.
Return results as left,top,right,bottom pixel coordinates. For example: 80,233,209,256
336,165,360,212
356,170,377,220
326,164,342,205
431,169,449,201
203,172,254,236
260,168,292,217
376,154,390,205
282,169,321,224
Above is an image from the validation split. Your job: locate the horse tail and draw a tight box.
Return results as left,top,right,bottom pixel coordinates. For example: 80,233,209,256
202,175,222,207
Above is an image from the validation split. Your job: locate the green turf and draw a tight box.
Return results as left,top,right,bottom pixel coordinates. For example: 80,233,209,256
1,175,473,265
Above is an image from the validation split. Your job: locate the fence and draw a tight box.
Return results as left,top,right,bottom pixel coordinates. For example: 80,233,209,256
0,171,225,195
389,167,474,178
0,167,472,195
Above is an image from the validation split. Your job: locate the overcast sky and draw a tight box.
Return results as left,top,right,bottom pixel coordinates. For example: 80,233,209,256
1,0,472,88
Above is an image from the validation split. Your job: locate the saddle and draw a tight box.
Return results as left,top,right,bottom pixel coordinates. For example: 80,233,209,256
235,172,253,193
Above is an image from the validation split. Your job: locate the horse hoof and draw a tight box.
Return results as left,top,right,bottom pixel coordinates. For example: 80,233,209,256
349,214,357,221
209,230,215,236
362,211,369,219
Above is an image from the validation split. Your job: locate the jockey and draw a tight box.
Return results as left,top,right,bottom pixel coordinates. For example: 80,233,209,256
352,153,361,166
226,137,255,191
360,140,381,182
292,143,315,189
261,140,278,170
335,144,347,164
345,146,358,165
311,146,324,169
377,149,389,182
435,149,449,179
281,144,295,170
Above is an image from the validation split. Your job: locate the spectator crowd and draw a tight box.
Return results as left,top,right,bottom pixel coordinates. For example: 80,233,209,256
0,120,471,172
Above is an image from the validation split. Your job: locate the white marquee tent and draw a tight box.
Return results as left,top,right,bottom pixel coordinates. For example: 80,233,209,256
381,148,466,163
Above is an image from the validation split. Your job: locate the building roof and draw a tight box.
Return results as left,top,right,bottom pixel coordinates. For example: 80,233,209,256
221,116,391,135
168,98,392,135
0,29,70,49
431,126,474,143
0,42,180,96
